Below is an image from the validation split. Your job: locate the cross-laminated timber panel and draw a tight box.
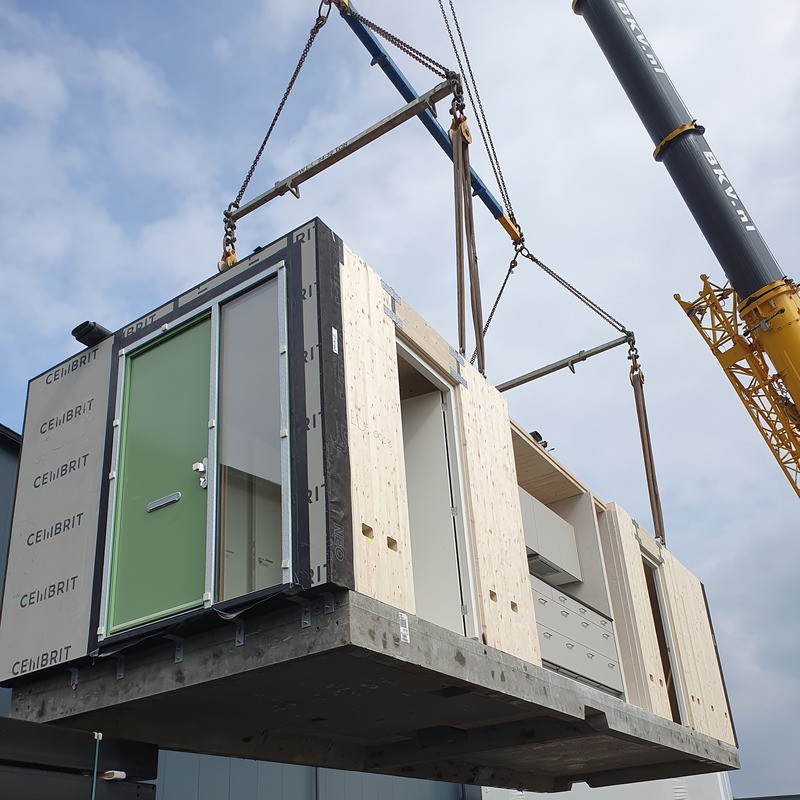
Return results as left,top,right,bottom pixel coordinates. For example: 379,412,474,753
510,421,592,506
598,504,735,745
340,246,415,613
660,550,735,745
598,504,674,718
341,249,538,664
457,361,540,664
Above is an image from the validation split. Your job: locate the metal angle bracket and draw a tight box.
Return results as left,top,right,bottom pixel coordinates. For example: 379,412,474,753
68,668,79,690
322,592,336,615
450,368,468,388
381,279,401,303
114,656,125,681
449,346,466,366
287,594,313,628
234,620,245,647
384,306,403,328
163,635,185,664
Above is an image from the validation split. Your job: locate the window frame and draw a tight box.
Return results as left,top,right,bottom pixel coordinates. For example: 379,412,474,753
97,264,289,642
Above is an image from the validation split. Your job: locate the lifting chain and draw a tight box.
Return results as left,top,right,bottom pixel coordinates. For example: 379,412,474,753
335,1,451,79
518,244,629,336
437,0,518,228
220,1,332,271
627,333,667,546
474,240,667,544
469,241,523,366
474,241,630,364
450,79,486,374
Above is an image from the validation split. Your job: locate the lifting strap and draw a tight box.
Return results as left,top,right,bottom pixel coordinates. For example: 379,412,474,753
451,104,485,374
629,341,667,545
436,0,667,542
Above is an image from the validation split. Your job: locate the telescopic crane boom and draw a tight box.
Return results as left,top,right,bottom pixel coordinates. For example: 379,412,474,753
573,0,800,496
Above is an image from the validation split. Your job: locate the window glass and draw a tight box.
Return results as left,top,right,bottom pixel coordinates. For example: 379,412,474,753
218,279,283,599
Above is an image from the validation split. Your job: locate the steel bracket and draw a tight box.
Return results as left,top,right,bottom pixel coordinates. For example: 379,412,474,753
234,620,245,647
164,635,185,664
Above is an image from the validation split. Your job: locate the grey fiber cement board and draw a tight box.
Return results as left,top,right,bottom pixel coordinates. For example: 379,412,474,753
9,591,738,793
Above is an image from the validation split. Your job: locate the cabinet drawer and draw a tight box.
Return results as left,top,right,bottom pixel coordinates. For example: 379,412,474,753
538,624,623,693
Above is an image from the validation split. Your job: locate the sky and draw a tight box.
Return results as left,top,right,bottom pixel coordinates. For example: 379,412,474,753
0,0,798,796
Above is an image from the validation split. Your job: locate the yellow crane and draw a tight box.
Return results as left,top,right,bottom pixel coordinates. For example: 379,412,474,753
574,0,800,497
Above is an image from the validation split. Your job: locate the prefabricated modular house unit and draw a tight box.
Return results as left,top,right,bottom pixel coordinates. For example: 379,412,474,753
0,220,737,792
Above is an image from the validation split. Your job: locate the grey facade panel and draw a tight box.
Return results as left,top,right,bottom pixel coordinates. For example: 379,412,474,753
197,756,231,800
158,751,201,800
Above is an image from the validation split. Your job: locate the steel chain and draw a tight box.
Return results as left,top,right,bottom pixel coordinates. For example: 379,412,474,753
519,246,630,335
222,3,332,265
437,0,516,225
469,243,521,365
475,242,633,363
340,5,450,79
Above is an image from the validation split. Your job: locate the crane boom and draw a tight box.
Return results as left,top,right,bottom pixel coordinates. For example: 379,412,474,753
573,0,800,494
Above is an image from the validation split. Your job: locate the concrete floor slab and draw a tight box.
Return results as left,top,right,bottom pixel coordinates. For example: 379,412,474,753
9,590,738,793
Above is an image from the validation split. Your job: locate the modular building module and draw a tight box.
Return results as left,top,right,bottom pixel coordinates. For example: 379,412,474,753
0,220,736,792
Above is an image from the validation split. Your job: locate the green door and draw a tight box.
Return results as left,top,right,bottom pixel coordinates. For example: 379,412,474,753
108,317,211,633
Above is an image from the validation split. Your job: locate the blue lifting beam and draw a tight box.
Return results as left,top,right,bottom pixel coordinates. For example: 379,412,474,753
340,2,521,241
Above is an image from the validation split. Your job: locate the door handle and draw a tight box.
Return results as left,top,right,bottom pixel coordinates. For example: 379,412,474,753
192,458,208,489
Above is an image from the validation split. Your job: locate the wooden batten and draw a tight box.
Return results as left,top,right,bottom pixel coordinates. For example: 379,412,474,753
598,503,673,718
340,246,415,613
457,362,540,664
660,550,736,745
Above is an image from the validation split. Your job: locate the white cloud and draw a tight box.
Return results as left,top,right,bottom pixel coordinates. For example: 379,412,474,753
212,36,233,64
93,46,172,112
0,50,67,121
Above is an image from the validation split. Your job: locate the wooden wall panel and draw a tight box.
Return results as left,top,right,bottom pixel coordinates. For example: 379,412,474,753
598,504,672,718
340,247,415,613
661,551,736,745
393,295,457,379
457,361,540,664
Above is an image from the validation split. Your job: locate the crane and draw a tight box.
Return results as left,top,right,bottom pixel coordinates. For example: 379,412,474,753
573,0,800,497
225,0,800,498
